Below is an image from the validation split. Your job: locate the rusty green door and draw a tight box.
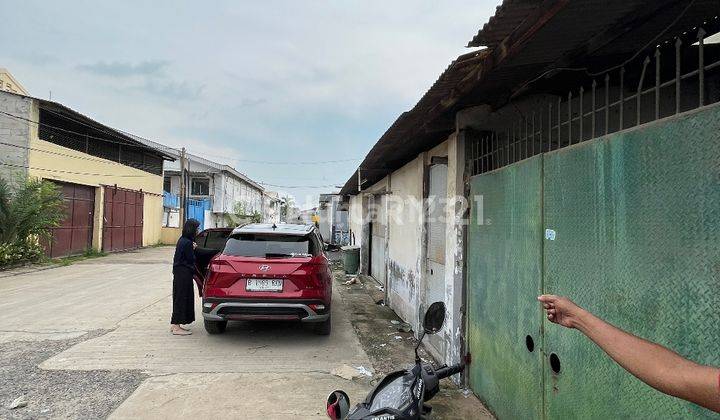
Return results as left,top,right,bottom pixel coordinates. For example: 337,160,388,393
467,155,544,420
542,107,720,418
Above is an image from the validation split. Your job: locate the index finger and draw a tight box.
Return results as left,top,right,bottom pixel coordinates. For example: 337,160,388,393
537,294,558,303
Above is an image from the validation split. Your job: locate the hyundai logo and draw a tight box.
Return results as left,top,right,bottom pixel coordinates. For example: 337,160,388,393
258,264,271,271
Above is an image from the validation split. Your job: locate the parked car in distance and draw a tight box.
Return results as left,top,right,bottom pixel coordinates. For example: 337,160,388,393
199,223,333,335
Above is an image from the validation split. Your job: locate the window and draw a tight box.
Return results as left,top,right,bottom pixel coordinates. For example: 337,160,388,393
223,233,316,258
205,230,231,250
195,230,208,247
191,178,210,195
163,177,172,193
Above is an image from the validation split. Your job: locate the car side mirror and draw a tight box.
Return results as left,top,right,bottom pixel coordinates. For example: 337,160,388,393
326,390,350,420
423,302,446,334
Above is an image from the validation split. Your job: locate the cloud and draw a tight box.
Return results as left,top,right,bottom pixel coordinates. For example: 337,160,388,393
77,60,203,101
77,60,169,77
236,98,267,109
6,0,496,203
141,79,205,101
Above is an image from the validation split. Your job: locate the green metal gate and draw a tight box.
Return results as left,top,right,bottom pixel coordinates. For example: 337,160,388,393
467,155,544,420
467,106,720,419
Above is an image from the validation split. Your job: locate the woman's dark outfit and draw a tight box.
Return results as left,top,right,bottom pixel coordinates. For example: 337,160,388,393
171,234,196,325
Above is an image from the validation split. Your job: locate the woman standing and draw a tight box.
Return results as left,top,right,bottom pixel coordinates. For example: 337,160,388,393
171,218,200,335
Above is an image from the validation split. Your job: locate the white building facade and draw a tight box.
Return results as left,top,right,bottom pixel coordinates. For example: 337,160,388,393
162,152,266,228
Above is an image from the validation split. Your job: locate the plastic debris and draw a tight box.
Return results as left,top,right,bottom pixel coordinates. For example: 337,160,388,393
354,365,373,377
9,396,27,409
332,364,374,380
390,320,400,325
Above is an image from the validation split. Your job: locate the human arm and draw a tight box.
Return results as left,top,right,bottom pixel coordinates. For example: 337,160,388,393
538,294,720,413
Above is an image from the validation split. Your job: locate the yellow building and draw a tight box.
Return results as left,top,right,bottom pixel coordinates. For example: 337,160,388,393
0,90,173,257
0,68,29,95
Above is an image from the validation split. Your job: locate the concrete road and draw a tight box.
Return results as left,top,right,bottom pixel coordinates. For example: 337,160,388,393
0,247,372,419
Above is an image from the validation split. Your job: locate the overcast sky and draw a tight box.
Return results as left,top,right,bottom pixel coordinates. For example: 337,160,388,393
2,1,494,208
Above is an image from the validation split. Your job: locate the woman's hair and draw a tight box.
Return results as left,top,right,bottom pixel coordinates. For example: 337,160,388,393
182,219,200,239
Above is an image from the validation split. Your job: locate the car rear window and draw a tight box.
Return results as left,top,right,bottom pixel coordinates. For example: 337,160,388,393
223,233,318,258
204,230,231,250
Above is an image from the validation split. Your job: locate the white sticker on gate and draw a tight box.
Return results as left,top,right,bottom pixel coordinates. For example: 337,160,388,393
544,229,556,241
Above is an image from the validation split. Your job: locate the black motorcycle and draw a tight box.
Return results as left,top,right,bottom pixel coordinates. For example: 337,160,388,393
326,302,464,419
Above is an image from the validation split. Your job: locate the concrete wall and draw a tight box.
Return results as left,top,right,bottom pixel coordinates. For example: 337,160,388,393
346,133,466,368
0,69,29,95
443,132,465,369
348,194,362,246
160,227,182,245
0,91,33,186
384,157,424,329
28,137,164,249
221,173,263,215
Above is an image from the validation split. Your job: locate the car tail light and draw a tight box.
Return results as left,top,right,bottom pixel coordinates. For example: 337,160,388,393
209,259,236,273
291,263,324,289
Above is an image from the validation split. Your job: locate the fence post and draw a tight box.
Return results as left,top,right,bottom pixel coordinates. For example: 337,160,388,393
605,73,610,135
655,48,661,119
698,27,706,106
619,67,625,130
568,91,572,144
675,37,682,114
591,80,597,138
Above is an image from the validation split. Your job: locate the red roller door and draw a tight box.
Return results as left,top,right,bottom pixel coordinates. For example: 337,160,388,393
45,182,95,258
102,186,143,252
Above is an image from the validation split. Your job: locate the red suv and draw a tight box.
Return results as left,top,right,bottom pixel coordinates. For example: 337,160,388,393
199,223,333,335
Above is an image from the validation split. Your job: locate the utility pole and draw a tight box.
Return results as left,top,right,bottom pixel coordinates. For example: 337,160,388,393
179,147,187,226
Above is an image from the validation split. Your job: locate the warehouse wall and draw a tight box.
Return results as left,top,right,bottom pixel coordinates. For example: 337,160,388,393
28,137,164,250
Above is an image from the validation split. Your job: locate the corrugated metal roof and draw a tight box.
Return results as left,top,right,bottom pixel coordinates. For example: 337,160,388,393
341,0,716,195
37,97,175,160
466,0,542,48
339,50,488,195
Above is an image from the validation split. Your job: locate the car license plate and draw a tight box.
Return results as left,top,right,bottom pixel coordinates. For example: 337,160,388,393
246,278,283,292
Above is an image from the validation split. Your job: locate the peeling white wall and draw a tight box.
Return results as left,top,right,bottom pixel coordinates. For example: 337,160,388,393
444,132,465,379
345,133,466,370
385,156,424,329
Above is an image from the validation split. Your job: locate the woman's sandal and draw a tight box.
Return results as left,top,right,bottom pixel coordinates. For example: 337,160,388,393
171,328,192,336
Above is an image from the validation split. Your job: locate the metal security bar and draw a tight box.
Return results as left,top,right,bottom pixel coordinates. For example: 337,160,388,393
38,122,164,176
468,22,720,177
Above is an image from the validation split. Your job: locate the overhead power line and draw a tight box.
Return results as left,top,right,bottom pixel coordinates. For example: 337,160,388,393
0,111,162,151
0,161,146,178
198,152,362,165
0,141,131,167
257,181,342,189
1,111,361,166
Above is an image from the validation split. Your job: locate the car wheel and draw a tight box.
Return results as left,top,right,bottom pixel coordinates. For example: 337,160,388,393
314,315,332,336
204,320,227,334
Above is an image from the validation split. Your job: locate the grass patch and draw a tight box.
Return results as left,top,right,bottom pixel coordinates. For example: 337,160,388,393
147,241,171,248
54,248,107,266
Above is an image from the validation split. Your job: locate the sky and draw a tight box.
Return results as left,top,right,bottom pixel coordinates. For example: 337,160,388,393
2,0,495,209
